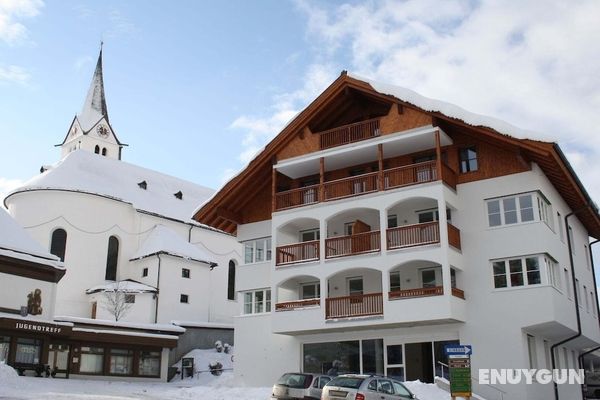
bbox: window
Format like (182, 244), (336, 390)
(94, 145), (100, 154)
(142, 268), (148, 277)
(15, 338), (41, 364)
(544, 340), (552, 369)
(243, 238), (272, 264)
(386, 344), (405, 381)
(585, 245), (591, 270)
(387, 215), (398, 229)
(344, 222), (354, 236)
(0, 336), (9, 363)
(547, 258), (561, 290)
(348, 277), (363, 295)
(180, 294), (189, 304)
(492, 255), (550, 289)
(301, 282), (320, 299)
(50, 228), (67, 261)
(568, 226), (575, 253)
(421, 269), (438, 288)
(576, 279), (581, 306)
(227, 260), (236, 300)
(300, 229), (320, 242)
(105, 236), (119, 281)
(102, 147), (107, 156)
(537, 196), (553, 228)
(417, 208), (451, 223)
(390, 271), (401, 292)
(242, 289), (271, 314)
(109, 349), (133, 375)
(138, 351), (161, 377)
(125, 294), (135, 304)
(182, 268), (190, 278)
(584, 285), (590, 312)
(487, 195), (533, 226)
(527, 335), (538, 369)
(564, 268), (572, 299)
(79, 346), (104, 374)
(459, 146), (478, 173)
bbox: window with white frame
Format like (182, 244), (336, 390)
(486, 192), (551, 228)
(568, 226), (576, 253)
(301, 282), (320, 299)
(527, 335), (538, 369)
(585, 245), (591, 270)
(243, 238), (272, 264)
(557, 212), (564, 242)
(390, 271), (401, 292)
(242, 289), (271, 314)
(492, 255), (554, 289)
(417, 208), (452, 224)
(546, 258), (561, 290)
(544, 340), (552, 369)
(564, 268), (572, 299)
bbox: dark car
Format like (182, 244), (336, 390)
(271, 372), (333, 400)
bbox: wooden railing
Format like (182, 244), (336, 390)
(441, 163), (457, 190)
(275, 298), (320, 311)
(275, 185), (319, 210)
(325, 293), (383, 319)
(319, 118), (381, 150)
(386, 221), (440, 250)
(325, 230), (381, 259)
(276, 241), (320, 266)
(451, 287), (465, 299)
(447, 223), (461, 250)
(323, 171), (379, 201)
(388, 286), (444, 300)
(383, 161), (437, 190)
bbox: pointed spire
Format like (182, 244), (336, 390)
(78, 44), (109, 132)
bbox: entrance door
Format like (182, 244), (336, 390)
(405, 342), (434, 383)
(48, 343), (70, 378)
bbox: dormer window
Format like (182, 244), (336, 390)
(138, 181), (147, 190)
(174, 191), (183, 200)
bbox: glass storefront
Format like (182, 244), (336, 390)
(80, 346), (104, 374)
(0, 336), (10, 363)
(15, 338), (42, 365)
(109, 348), (134, 375)
(139, 351), (161, 377)
(303, 339), (384, 376)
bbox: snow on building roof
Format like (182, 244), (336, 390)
(54, 315), (186, 333)
(6, 150), (215, 224)
(85, 279), (157, 294)
(78, 48), (109, 133)
(0, 208), (63, 269)
(171, 320), (234, 330)
(130, 224), (217, 266)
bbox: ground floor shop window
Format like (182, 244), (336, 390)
(138, 351), (161, 377)
(303, 340), (384, 376)
(0, 336), (10, 363)
(386, 344), (405, 381)
(80, 346), (104, 374)
(362, 339), (384, 375)
(15, 338), (41, 365)
(109, 349), (134, 375)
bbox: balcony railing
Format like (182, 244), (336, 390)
(388, 286), (443, 300)
(319, 118), (381, 150)
(325, 230), (381, 259)
(325, 293), (383, 319)
(447, 223), (462, 250)
(451, 287), (466, 299)
(274, 161), (457, 211)
(275, 185), (319, 210)
(275, 298), (320, 311)
(383, 161), (437, 190)
(324, 172), (378, 201)
(276, 241), (320, 266)
(387, 221), (440, 250)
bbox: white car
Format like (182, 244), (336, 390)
(322, 374), (418, 400)
(271, 372), (333, 400)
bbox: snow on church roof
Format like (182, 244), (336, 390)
(6, 150), (216, 224)
(130, 224), (217, 266)
(0, 208), (64, 269)
(86, 279), (157, 294)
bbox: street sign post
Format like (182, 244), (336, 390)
(445, 344), (472, 399)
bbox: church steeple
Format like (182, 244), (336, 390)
(59, 45), (125, 161)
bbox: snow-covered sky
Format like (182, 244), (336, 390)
(1, 0), (600, 205)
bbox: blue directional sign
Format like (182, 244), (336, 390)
(444, 344), (473, 356)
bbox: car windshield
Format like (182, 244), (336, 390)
(328, 376), (365, 389)
(276, 373), (312, 389)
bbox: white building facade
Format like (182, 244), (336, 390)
(195, 73), (600, 400)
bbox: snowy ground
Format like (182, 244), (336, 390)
(0, 348), (456, 400)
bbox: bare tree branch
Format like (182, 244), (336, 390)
(101, 281), (134, 321)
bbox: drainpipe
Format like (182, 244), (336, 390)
(552, 207), (590, 400)
(188, 225), (193, 243)
(578, 239), (600, 400)
(154, 254), (162, 323)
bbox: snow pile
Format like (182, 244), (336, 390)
(404, 379), (457, 399)
(171, 346), (235, 385)
(0, 362), (19, 388)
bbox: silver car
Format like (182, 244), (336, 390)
(271, 372), (333, 400)
(321, 374), (418, 400)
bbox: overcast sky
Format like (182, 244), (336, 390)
(1, 0), (599, 208)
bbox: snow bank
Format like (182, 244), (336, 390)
(404, 379), (456, 399)
(171, 347), (235, 386)
(0, 362), (19, 389)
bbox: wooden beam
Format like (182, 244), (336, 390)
(377, 144), (384, 190)
(216, 207), (242, 225)
(435, 130), (442, 180)
(319, 157), (325, 201)
(272, 169), (277, 212)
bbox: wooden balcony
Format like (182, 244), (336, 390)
(275, 185), (319, 210)
(323, 171), (378, 201)
(383, 161), (437, 190)
(325, 293), (383, 319)
(276, 241), (320, 266)
(451, 287), (466, 299)
(325, 230), (381, 259)
(447, 223), (461, 250)
(275, 298), (320, 311)
(319, 118), (380, 150)
(389, 286), (443, 300)
(386, 221), (440, 250)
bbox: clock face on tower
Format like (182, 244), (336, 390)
(96, 124), (109, 138)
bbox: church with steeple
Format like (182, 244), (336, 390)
(1, 48), (239, 381)
(59, 47), (125, 160)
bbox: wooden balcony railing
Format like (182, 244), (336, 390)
(275, 185), (319, 210)
(388, 286), (444, 300)
(319, 118), (381, 150)
(325, 293), (383, 319)
(451, 287), (466, 299)
(325, 230), (381, 259)
(383, 161), (438, 190)
(441, 163), (457, 190)
(447, 223), (461, 250)
(323, 171), (379, 201)
(276, 241), (320, 266)
(275, 298), (320, 311)
(386, 221), (440, 250)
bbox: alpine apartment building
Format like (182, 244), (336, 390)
(194, 72), (600, 400)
